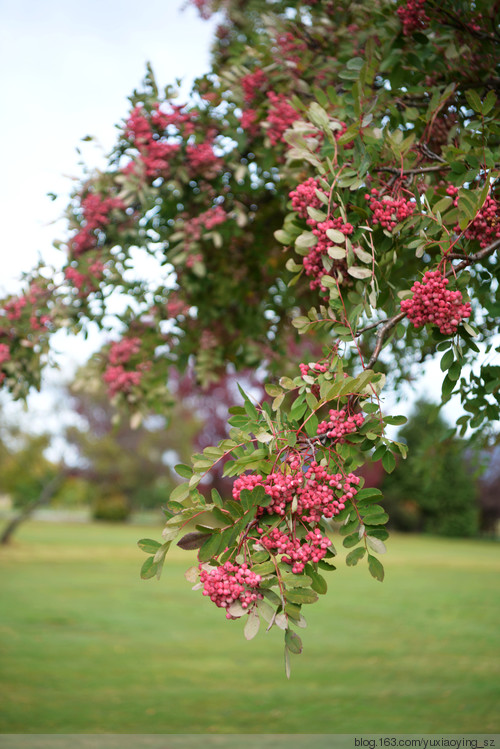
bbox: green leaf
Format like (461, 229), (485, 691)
(465, 89), (482, 113)
(305, 565), (328, 594)
(383, 415), (407, 426)
(170, 483), (190, 503)
(175, 464), (192, 479)
(274, 229), (292, 244)
(368, 554), (385, 582)
(343, 532), (361, 548)
(140, 557), (158, 580)
(348, 266), (372, 280)
(251, 561), (276, 576)
(244, 609), (260, 640)
(346, 547), (366, 566)
(198, 532), (224, 563)
(211, 488), (223, 507)
(284, 587), (319, 605)
(285, 629), (303, 655)
(364, 512), (389, 526)
(440, 349), (454, 372)
(137, 539), (161, 554)
(482, 90), (497, 115)
(366, 536), (387, 554)
(382, 451), (396, 473)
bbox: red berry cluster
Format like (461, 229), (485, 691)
(400, 270), (472, 335)
(260, 527), (332, 573)
(446, 186), (500, 249)
(397, 0), (430, 36)
(233, 462), (360, 525)
(0, 343), (10, 385)
(365, 189), (415, 231)
(241, 70), (268, 104)
(317, 408), (365, 443)
(265, 91), (298, 145)
(103, 337), (151, 397)
(233, 471), (303, 516)
(300, 360), (328, 378)
(65, 260), (105, 298)
(70, 193), (125, 258)
(303, 218), (354, 293)
(289, 178), (328, 220)
(298, 463), (360, 523)
(199, 562), (263, 618)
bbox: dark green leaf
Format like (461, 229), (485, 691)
(368, 554), (385, 582)
(346, 547), (366, 566)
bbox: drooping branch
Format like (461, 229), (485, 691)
(361, 236), (500, 370)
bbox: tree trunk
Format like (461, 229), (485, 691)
(0, 473), (65, 545)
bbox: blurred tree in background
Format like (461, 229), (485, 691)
(382, 400), (479, 537)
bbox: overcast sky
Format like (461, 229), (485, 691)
(1, 0), (216, 295)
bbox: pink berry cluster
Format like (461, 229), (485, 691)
(289, 178), (328, 220)
(70, 193), (124, 258)
(0, 343), (10, 385)
(185, 142), (221, 178)
(400, 270), (472, 335)
(299, 360), (328, 378)
(103, 337), (148, 397)
(240, 109), (260, 137)
(446, 186), (500, 249)
(298, 463), (360, 523)
(233, 471), (303, 516)
(304, 217), (354, 293)
(260, 527), (332, 573)
(275, 32), (307, 67)
(241, 70), (268, 104)
(317, 408), (365, 443)
(397, 0), (430, 35)
(183, 205), (227, 245)
(365, 189), (416, 231)
(64, 259), (104, 297)
(265, 92), (299, 146)
(2, 283), (52, 333)
(199, 562), (263, 618)
(233, 461), (360, 526)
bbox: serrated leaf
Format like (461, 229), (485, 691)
(284, 587), (319, 604)
(326, 228), (346, 243)
(170, 483), (190, 503)
(175, 464), (192, 479)
(346, 547), (366, 566)
(382, 451), (396, 473)
(440, 349), (454, 372)
(368, 554), (385, 581)
(285, 629), (303, 654)
(244, 609), (260, 640)
(211, 488), (223, 507)
(198, 532), (223, 562)
(137, 539), (161, 554)
(343, 532), (361, 548)
(295, 231), (317, 248)
(140, 557), (158, 580)
(366, 536), (387, 554)
(274, 229), (292, 244)
(348, 266), (372, 280)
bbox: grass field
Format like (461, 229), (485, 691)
(0, 521), (499, 734)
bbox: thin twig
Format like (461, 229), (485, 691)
(375, 164), (448, 176)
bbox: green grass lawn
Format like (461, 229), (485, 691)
(0, 521), (499, 734)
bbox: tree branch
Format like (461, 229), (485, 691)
(360, 237), (500, 370)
